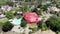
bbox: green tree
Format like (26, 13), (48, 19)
(29, 24), (38, 32)
(56, 2), (60, 8)
(5, 11), (13, 19)
(45, 16), (60, 32)
(20, 18), (27, 27)
(37, 21), (47, 31)
(20, 5), (29, 12)
(0, 0), (11, 6)
(2, 21), (14, 32)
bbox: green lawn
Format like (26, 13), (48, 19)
(0, 18), (8, 23)
(0, 18), (8, 27)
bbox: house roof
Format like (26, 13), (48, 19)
(23, 12), (38, 24)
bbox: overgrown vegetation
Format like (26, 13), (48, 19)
(29, 24), (38, 32)
(45, 16), (60, 32)
(37, 21), (47, 31)
(5, 11), (14, 19)
(2, 21), (14, 32)
(0, 0), (11, 6)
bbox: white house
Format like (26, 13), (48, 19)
(1, 5), (12, 12)
(0, 14), (6, 19)
(48, 6), (60, 12)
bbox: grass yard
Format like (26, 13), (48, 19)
(0, 18), (8, 23)
(0, 18), (8, 27)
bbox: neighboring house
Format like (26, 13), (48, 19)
(1, 5), (12, 12)
(12, 0), (19, 2)
(0, 14), (6, 19)
(48, 6), (60, 12)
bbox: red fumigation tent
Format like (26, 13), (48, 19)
(23, 12), (39, 24)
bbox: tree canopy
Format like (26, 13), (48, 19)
(45, 16), (60, 32)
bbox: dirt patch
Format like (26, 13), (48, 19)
(32, 29), (56, 34)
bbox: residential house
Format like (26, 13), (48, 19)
(48, 6), (60, 12)
(1, 5), (12, 12)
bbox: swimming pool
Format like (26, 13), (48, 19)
(11, 18), (22, 25)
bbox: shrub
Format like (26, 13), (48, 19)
(29, 24), (38, 32)
(20, 18), (27, 27)
(41, 5), (48, 11)
(37, 8), (43, 15)
(50, 11), (57, 14)
(20, 5), (29, 12)
(56, 3), (60, 8)
(37, 21), (42, 29)
(2, 21), (14, 32)
(37, 21), (47, 31)
(45, 16), (60, 32)
(32, 8), (43, 15)
(17, 15), (22, 19)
